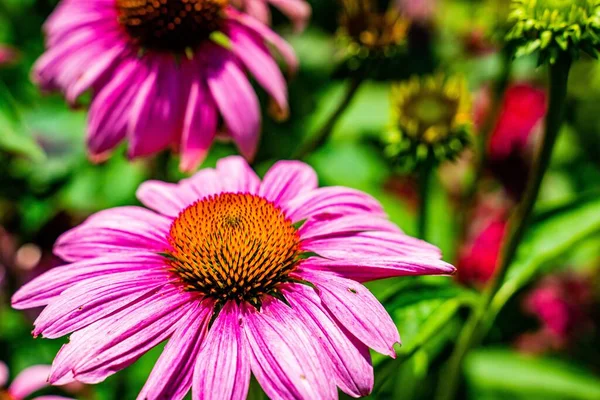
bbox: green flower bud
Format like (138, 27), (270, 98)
(506, 0), (600, 64)
(384, 74), (472, 172)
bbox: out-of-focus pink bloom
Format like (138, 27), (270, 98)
(396, 0), (436, 22)
(519, 272), (595, 354)
(488, 84), (547, 161)
(0, 46), (18, 66)
(457, 195), (510, 287)
(13, 156), (454, 399)
(33, 0), (297, 171)
(472, 83), (547, 199)
(0, 362), (74, 400)
(232, 0), (311, 31)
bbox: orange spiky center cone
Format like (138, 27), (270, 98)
(165, 193), (302, 308)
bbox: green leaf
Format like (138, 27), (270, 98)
(489, 192), (600, 319)
(465, 348), (600, 400)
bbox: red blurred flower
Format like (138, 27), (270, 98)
(518, 272), (596, 354)
(487, 83), (547, 199)
(0, 45), (18, 66)
(456, 195), (509, 287)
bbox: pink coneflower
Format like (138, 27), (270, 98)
(33, 0), (297, 171)
(13, 156), (454, 399)
(0, 362), (73, 400)
(231, 0), (311, 31)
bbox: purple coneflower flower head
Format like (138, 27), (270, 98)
(13, 156), (454, 400)
(33, 0), (297, 171)
(0, 362), (73, 400)
(231, 0), (311, 31)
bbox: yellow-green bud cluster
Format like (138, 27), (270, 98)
(506, 0), (600, 64)
(385, 74), (472, 172)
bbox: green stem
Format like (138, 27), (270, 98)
(293, 75), (364, 160)
(435, 55), (572, 400)
(417, 162), (434, 240)
(460, 49), (512, 238)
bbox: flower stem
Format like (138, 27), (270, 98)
(417, 161), (434, 240)
(435, 54), (572, 400)
(460, 49), (512, 238)
(293, 75), (364, 160)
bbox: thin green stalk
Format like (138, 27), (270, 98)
(417, 162), (434, 240)
(293, 75), (364, 160)
(435, 55), (572, 400)
(460, 49), (512, 238)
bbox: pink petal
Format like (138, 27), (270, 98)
(301, 271), (400, 357)
(227, 8), (298, 73)
(127, 55), (182, 158)
(12, 253), (166, 310)
(305, 231), (443, 259)
(136, 181), (195, 217)
(0, 362), (8, 388)
(54, 206), (171, 262)
(301, 256), (456, 282)
(205, 45), (261, 160)
(299, 214), (401, 241)
(86, 58), (141, 157)
(179, 59), (218, 172)
(49, 287), (196, 385)
(9, 365), (51, 399)
(242, 299), (337, 400)
(259, 160), (318, 204)
(227, 22), (288, 113)
(241, 0), (271, 25)
(285, 284), (373, 397)
(33, 270), (170, 339)
(268, 0), (312, 31)
(215, 156), (261, 193)
(138, 301), (213, 400)
(193, 301), (250, 400)
(283, 187), (385, 222)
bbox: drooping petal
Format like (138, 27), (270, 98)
(54, 206), (171, 262)
(179, 59), (218, 172)
(205, 45), (261, 160)
(268, 0), (312, 31)
(299, 214), (401, 241)
(301, 256), (455, 282)
(12, 253), (166, 309)
(305, 231), (442, 259)
(33, 270), (170, 339)
(0, 361), (8, 388)
(227, 22), (288, 113)
(259, 160), (318, 205)
(285, 284), (373, 397)
(138, 301), (213, 400)
(8, 365), (52, 400)
(49, 286), (196, 385)
(87, 57), (142, 157)
(301, 271), (400, 357)
(284, 187), (385, 222)
(127, 55), (182, 158)
(227, 8), (298, 73)
(215, 156), (261, 194)
(242, 299), (337, 400)
(193, 301), (250, 400)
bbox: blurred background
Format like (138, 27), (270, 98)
(0, 0), (599, 399)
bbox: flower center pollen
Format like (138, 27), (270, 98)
(116, 0), (228, 52)
(165, 193), (302, 307)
